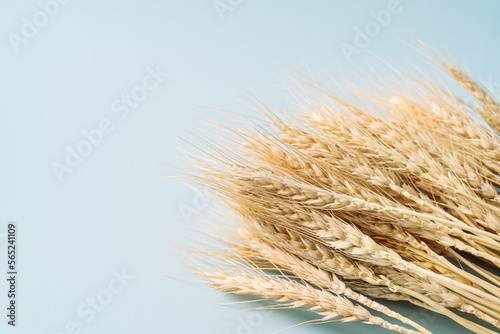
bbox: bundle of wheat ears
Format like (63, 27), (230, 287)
(178, 58), (500, 334)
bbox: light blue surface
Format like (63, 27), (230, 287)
(1, 1), (499, 333)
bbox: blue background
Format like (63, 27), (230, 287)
(1, 0), (499, 333)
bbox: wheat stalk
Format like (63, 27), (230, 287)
(177, 56), (500, 333)
(234, 234), (433, 333)
(200, 269), (424, 334)
(441, 64), (500, 135)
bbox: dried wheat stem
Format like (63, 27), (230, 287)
(245, 238), (433, 334)
(393, 285), (496, 334)
(247, 198), (500, 312)
(277, 202), (500, 308)
(306, 112), (500, 220)
(245, 173), (500, 244)
(404, 262), (500, 308)
(447, 249), (500, 290)
(201, 270), (421, 334)
(460, 297), (500, 329)
(372, 265), (500, 327)
(397, 246), (500, 297)
(181, 60), (500, 334)
(249, 216), (500, 330)
(442, 64), (500, 134)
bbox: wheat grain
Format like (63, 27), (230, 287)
(200, 270), (421, 334)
